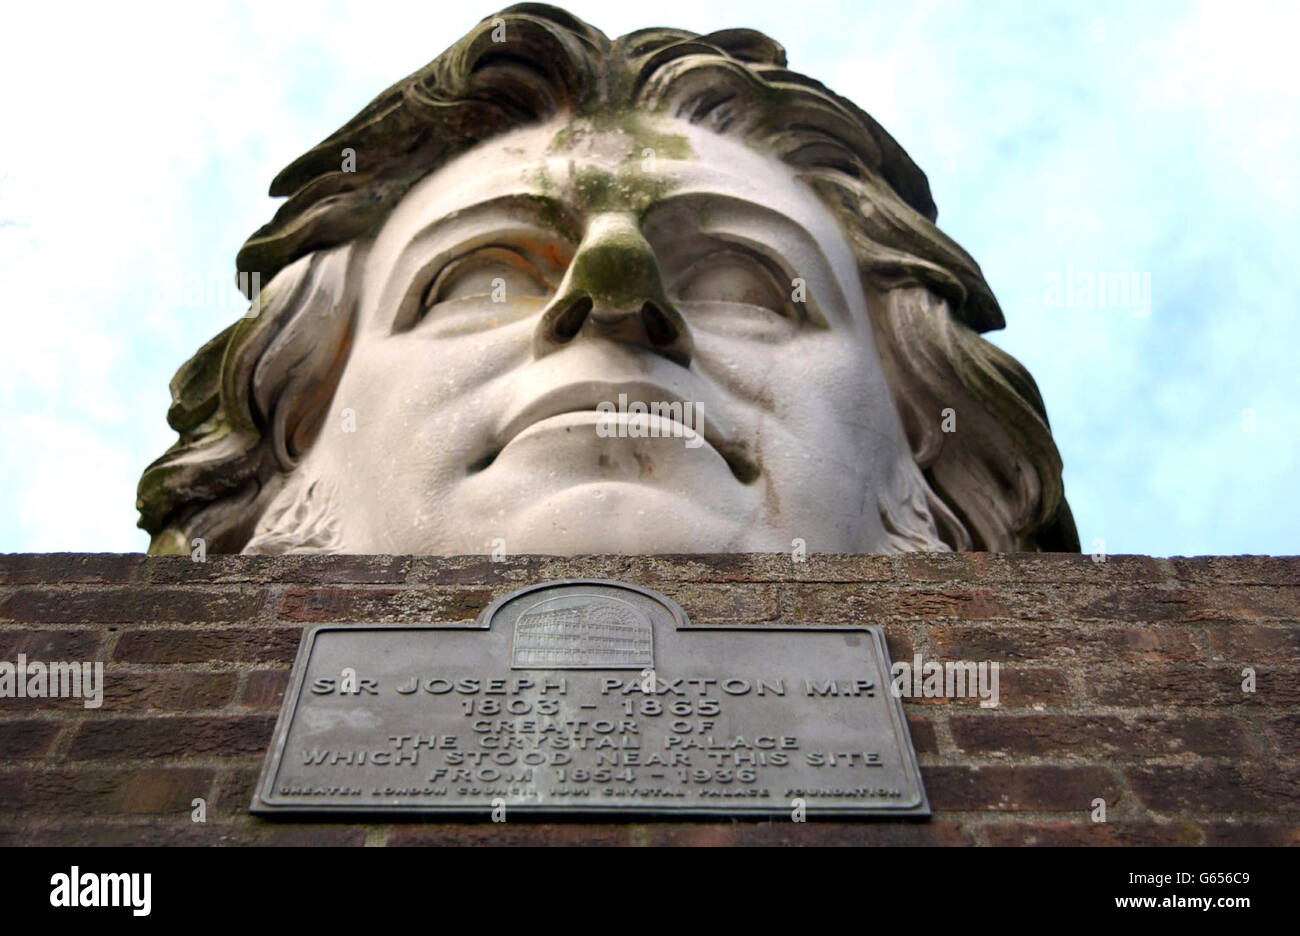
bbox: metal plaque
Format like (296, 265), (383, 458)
(251, 579), (929, 818)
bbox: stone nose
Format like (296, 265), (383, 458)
(534, 213), (692, 368)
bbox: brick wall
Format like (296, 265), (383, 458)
(0, 552), (1296, 846)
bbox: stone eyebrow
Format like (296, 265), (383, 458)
(399, 191), (583, 257)
(643, 190), (819, 245)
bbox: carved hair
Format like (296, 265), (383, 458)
(138, 2), (1078, 554)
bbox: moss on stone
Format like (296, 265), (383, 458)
(548, 110), (693, 164)
(571, 165), (672, 216)
(148, 527), (190, 556)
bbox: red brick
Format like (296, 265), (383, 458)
(0, 554), (147, 585)
(148, 554), (409, 585)
(389, 823), (633, 846)
(996, 667), (1074, 707)
(0, 719), (61, 757)
(241, 670), (291, 708)
(408, 555), (601, 586)
(928, 624), (1200, 663)
(652, 583), (780, 624)
(1171, 556), (1300, 587)
(0, 628), (103, 659)
(1199, 821), (1300, 846)
(12, 820), (368, 847)
(901, 553), (1165, 586)
(787, 584), (1011, 624)
(1186, 586), (1300, 621)
(899, 553), (1000, 584)
(113, 627), (302, 663)
(1088, 663), (1300, 707)
(631, 553), (895, 584)
(69, 715), (276, 759)
(1067, 586), (1300, 623)
(409, 554), (898, 586)
(995, 554), (1167, 585)
(214, 767), (259, 812)
(102, 671), (239, 712)
(0, 767), (214, 816)
(986, 820), (1201, 846)
(1127, 765), (1300, 813)
(900, 666), (1071, 708)
(1264, 715), (1300, 754)
(951, 714), (1250, 758)
(884, 630), (913, 661)
(1, 586), (266, 624)
(892, 588), (1012, 620)
(277, 587), (491, 623)
(0, 669), (238, 713)
(905, 713), (938, 754)
(924, 765), (1121, 811)
(1205, 624), (1300, 663)
(644, 820), (971, 846)
(783, 584), (890, 625)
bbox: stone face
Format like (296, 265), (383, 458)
(0, 551), (1296, 845)
(251, 116), (927, 557)
(136, 5), (1077, 557)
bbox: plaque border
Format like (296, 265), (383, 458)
(250, 579), (930, 820)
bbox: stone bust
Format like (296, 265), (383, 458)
(138, 3), (1077, 556)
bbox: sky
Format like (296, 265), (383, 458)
(0, 0), (1296, 557)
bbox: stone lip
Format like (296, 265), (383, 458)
(0, 552), (1296, 845)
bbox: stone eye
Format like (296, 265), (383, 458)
(422, 246), (553, 310)
(670, 250), (790, 316)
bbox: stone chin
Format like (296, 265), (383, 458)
(454, 481), (771, 555)
(457, 405), (767, 553)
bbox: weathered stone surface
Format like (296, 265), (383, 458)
(135, 6), (1077, 559)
